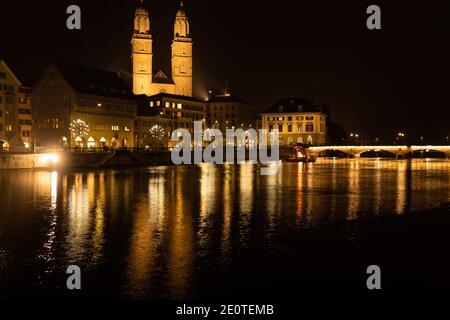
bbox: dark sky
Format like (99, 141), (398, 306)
(1, 0), (449, 141)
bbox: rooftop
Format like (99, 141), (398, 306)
(263, 97), (327, 114)
(148, 92), (205, 103)
(207, 94), (253, 105)
(51, 60), (135, 100)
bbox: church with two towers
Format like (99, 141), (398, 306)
(131, 0), (193, 97)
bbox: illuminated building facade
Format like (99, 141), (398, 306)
(261, 98), (328, 146)
(132, 1), (193, 97)
(0, 59), (32, 151)
(32, 61), (136, 150)
(135, 93), (206, 148)
(206, 94), (260, 133)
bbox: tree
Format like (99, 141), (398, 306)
(70, 119), (89, 146)
(148, 124), (166, 149)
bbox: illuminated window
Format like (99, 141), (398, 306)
(112, 125), (119, 131)
(125, 126), (130, 132)
(297, 124), (302, 133)
(305, 124), (314, 132)
(150, 101), (154, 107)
(165, 102), (170, 108)
(5, 124), (12, 132)
(278, 117), (284, 121)
(177, 103), (182, 109)
(156, 101), (161, 106)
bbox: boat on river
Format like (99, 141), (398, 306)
(285, 143), (317, 163)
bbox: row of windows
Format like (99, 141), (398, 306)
(0, 95), (16, 105)
(93, 123), (131, 132)
(0, 84), (15, 92)
(37, 118), (63, 129)
(21, 130), (31, 137)
(76, 99), (135, 113)
(149, 100), (204, 111)
(0, 124), (12, 132)
(267, 115), (317, 122)
(210, 105), (237, 112)
(18, 108), (31, 114)
(269, 124), (315, 133)
(19, 119), (32, 125)
(210, 113), (236, 118)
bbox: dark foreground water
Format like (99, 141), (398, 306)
(0, 159), (449, 299)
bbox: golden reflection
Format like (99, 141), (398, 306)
(221, 164), (232, 258)
(66, 173), (92, 261)
(124, 171), (167, 298)
(346, 160), (360, 220)
(168, 168), (193, 299)
(396, 161), (407, 215)
(295, 163), (304, 219)
(239, 163), (253, 245)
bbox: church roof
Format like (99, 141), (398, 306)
(262, 97), (325, 114)
(152, 70), (175, 84)
(51, 60), (135, 100)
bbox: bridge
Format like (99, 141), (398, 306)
(309, 145), (450, 158)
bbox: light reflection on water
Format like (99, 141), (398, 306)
(0, 158), (449, 298)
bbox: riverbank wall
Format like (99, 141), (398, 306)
(0, 150), (172, 170)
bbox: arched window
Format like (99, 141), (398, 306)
(307, 135), (313, 145)
(87, 137), (95, 149)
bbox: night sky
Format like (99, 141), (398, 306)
(1, 0), (449, 142)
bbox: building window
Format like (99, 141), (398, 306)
(150, 101), (154, 107)
(112, 125), (119, 131)
(296, 116), (303, 121)
(18, 97), (26, 104)
(297, 105), (303, 112)
(306, 124), (314, 132)
(287, 124), (292, 132)
(288, 116), (292, 121)
(156, 101), (161, 106)
(5, 124), (12, 132)
(125, 126), (130, 132)
(165, 101), (170, 108)
(177, 103), (182, 109)
(278, 106), (284, 112)
(277, 116), (284, 121)
(278, 125), (283, 133)
(297, 124), (302, 133)
(305, 116), (314, 121)
(64, 96), (72, 109)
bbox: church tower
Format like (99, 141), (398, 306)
(171, 1), (193, 96)
(132, 0), (152, 95)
